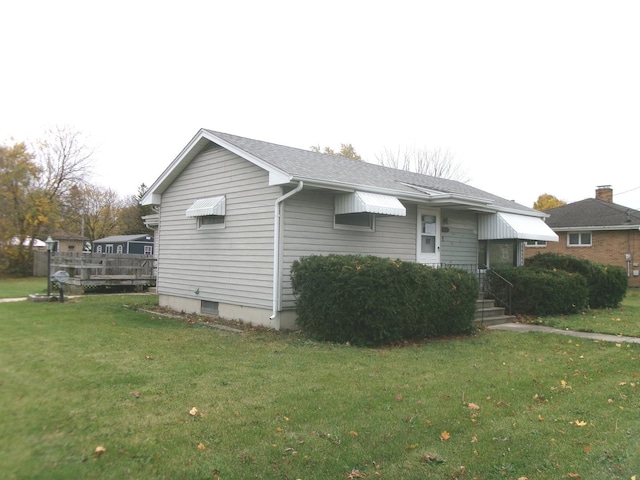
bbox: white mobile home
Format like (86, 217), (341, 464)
(141, 129), (557, 329)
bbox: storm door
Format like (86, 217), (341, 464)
(417, 208), (440, 265)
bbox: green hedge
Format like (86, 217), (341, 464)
(492, 267), (588, 316)
(525, 253), (627, 308)
(290, 255), (479, 346)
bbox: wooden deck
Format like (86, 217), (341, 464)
(51, 253), (156, 291)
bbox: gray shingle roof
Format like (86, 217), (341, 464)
(205, 130), (533, 213)
(544, 199), (640, 228)
(93, 234), (153, 243)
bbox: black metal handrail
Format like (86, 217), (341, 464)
(420, 263), (513, 318)
(483, 269), (513, 315)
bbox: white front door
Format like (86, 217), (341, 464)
(417, 208), (440, 265)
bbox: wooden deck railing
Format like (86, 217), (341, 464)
(51, 252), (155, 280)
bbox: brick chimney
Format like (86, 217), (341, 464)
(596, 185), (613, 203)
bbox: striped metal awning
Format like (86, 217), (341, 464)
(479, 212), (558, 242)
(185, 196), (226, 217)
(335, 191), (406, 216)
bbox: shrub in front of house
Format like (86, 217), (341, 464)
(525, 252), (627, 308)
(492, 267), (589, 316)
(290, 255), (478, 346)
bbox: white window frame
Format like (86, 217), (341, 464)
(116, 245), (124, 254)
(105, 244), (114, 253)
(144, 245), (153, 255)
(525, 240), (547, 248)
(334, 212), (375, 232)
(96, 245), (102, 253)
(567, 232), (592, 247)
(198, 215), (225, 230)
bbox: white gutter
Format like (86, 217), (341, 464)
(270, 181), (304, 320)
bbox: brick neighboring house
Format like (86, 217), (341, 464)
(524, 186), (640, 287)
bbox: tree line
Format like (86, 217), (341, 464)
(0, 126), (153, 276)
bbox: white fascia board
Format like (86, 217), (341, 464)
(202, 130), (291, 183)
(290, 176), (497, 208)
(552, 225), (640, 232)
(141, 130), (211, 205)
(269, 170), (293, 185)
(140, 129), (291, 205)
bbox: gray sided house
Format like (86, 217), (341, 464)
(92, 234), (154, 255)
(141, 129), (558, 330)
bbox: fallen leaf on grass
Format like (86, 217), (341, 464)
(572, 420), (587, 427)
(189, 407), (198, 416)
(344, 469), (366, 478)
(440, 431), (451, 441)
(467, 402), (480, 410)
(197, 443), (206, 451)
(421, 453), (445, 464)
(567, 473), (581, 479)
(130, 391), (140, 398)
(94, 445), (106, 457)
(349, 431), (358, 437)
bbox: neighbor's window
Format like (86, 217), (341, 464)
(334, 213), (375, 231)
(144, 245), (153, 255)
(525, 240), (547, 247)
(199, 215), (225, 229)
(117, 245), (123, 254)
(568, 232), (592, 246)
(96, 245), (103, 253)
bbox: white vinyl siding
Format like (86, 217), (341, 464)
(280, 190), (416, 310)
(157, 146), (281, 309)
(439, 210), (479, 265)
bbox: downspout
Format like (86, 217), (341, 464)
(270, 181), (304, 320)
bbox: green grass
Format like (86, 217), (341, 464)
(533, 288), (640, 337)
(0, 276), (47, 298)
(1, 288), (640, 478)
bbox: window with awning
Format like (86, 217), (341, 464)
(478, 212), (559, 242)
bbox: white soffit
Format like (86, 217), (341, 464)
(335, 191), (406, 216)
(185, 196), (226, 217)
(479, 212), (559, 242)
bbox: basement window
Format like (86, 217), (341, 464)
(568, 232), (592, 247)
(201, 300), (219, 315)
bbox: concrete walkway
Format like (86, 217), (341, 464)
(489, 322), (640, 344)
(0, 297), (27, 303)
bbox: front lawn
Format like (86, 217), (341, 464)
(1, 293), (639, 479)
(533, 288), (640, 337)
(0, 276), (47, 298)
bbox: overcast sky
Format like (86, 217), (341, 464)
(2, 0), (639, 209)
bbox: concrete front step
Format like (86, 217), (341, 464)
(474, 315), (517, 326)
(475, 298), (514, 326)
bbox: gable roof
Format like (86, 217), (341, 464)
(142, 129), (543, 217)
(93, 234), (153, 243)
(544, 198), (640, 230)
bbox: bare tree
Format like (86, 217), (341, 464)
(34, 125), (94, 199)
(375, 146), (469, 182)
